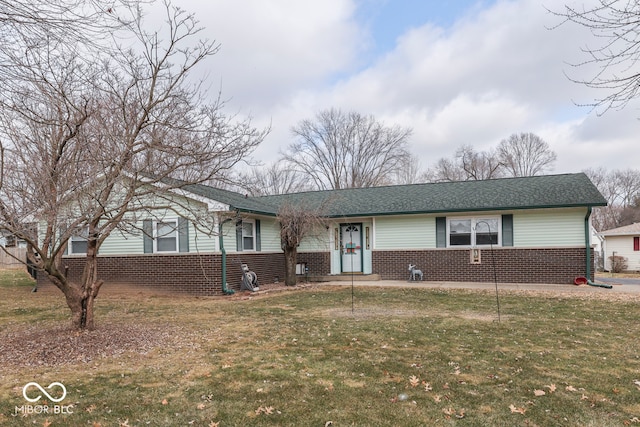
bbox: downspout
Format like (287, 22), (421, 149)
(219, 217), (235, 295)
(584, 206), (612, 289)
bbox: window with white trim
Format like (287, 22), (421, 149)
(241, 220), (255, 251)
(154, 219), (178, 252)
(448, 217), (500, 247)
(70, 227), (88, 254)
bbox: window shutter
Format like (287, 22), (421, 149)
(178, 217), (189, 253)
(143, 219), (153, 253)
(255, 219), (261, 252)
(236, 220), (243, 251)
(502, 214), (514, 247)
(435, 217), (446, 248)
(634, 236), (639, 252)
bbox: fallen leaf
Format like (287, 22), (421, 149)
(424, 383), (433, 392)
(534, 389), (546, 396)
(255, 405), (276, 415)
(161, 399), (169, 405)
(92, 422), (102, 427)
(43, 420), (52, 427)
(197, 403), (206, 410)
(209, 422), (220, 427)
(509, 404), (526, 415)
(120, 420), (130, 427)
(566, 385), (578, 392)
(545, 384), (557, 393)
(86, 404), (97, 413)
(433, 395), (442, 403)
(325, 422), (333, 427)
(409, 375), (420, 387)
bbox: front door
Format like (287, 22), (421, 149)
(341, 224), (362, 273)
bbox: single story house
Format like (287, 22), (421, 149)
(599, 222), (640, 272)
(40, 172), (607, 295)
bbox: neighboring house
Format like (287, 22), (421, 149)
(39, 173), (607, 294)
(599, 222), (640, 272)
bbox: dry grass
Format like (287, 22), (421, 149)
(1, 273), (640, 426)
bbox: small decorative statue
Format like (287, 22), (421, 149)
(408, 263), (423, 281)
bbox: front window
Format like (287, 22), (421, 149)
(449, 219), (472, 246)
(475, 218), (499, 245)
(242, 221), (255, 251)
(155, 220), (178, 252)
(70, 227), (88, 254)
(448, 217), (500, 247)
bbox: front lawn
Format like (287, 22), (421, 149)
(1, 272), (639, 426)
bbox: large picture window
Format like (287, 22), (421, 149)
(448, 217), (500, 247)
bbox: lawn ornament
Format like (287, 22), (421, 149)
(408, 264), (423, 281)
(240, 263), (259, 291)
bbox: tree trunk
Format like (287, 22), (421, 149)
(75, 239), (104, 330)
(56, 238), (104, 330)
(283, 245), (298, 286)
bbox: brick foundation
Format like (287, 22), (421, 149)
(373, 247), (594, 285)
(37, 247), (593, 295)
(36, 251), (330, 296)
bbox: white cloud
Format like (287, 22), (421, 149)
(166, 0), (639, 174)
(171, 0), (364, 111)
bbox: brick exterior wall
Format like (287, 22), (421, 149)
(373, 247), (594, 285)
(37, 247), (592, 295)
(36, 251), (329, 296)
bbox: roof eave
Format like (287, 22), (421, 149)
(324, 203), (606, 218)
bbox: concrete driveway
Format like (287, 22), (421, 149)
(594, 275), (640, 286)
(322, 278), (640, 295)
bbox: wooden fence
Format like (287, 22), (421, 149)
(0, 247), (27, 270)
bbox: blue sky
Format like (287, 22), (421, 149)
(163, 0), (638, 175)
(358, 0), (494, 52)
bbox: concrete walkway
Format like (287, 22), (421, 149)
(321, 278), (640, 295)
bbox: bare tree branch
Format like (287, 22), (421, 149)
(0, 1), (266, 330)
(284, 108), (412, 190)
(497, 132), (557, 177)
(550, 1), (640, 114)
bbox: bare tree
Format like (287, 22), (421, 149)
(389, 156), (429, 185)
(497, 133), (557, 177)
(425, 145), (503, 182)
(0, 3), (266, 330)
(457, 145), (504, 180)
(551, 1), (640, 114)
(424, 158), (468, 183)
(238, 162), (312, 196)
(583, 167), (640, 230)
(284, 108), (412, 190)
(277, 201), (328, 286)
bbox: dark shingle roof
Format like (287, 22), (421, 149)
(186, 173), (607, 217)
